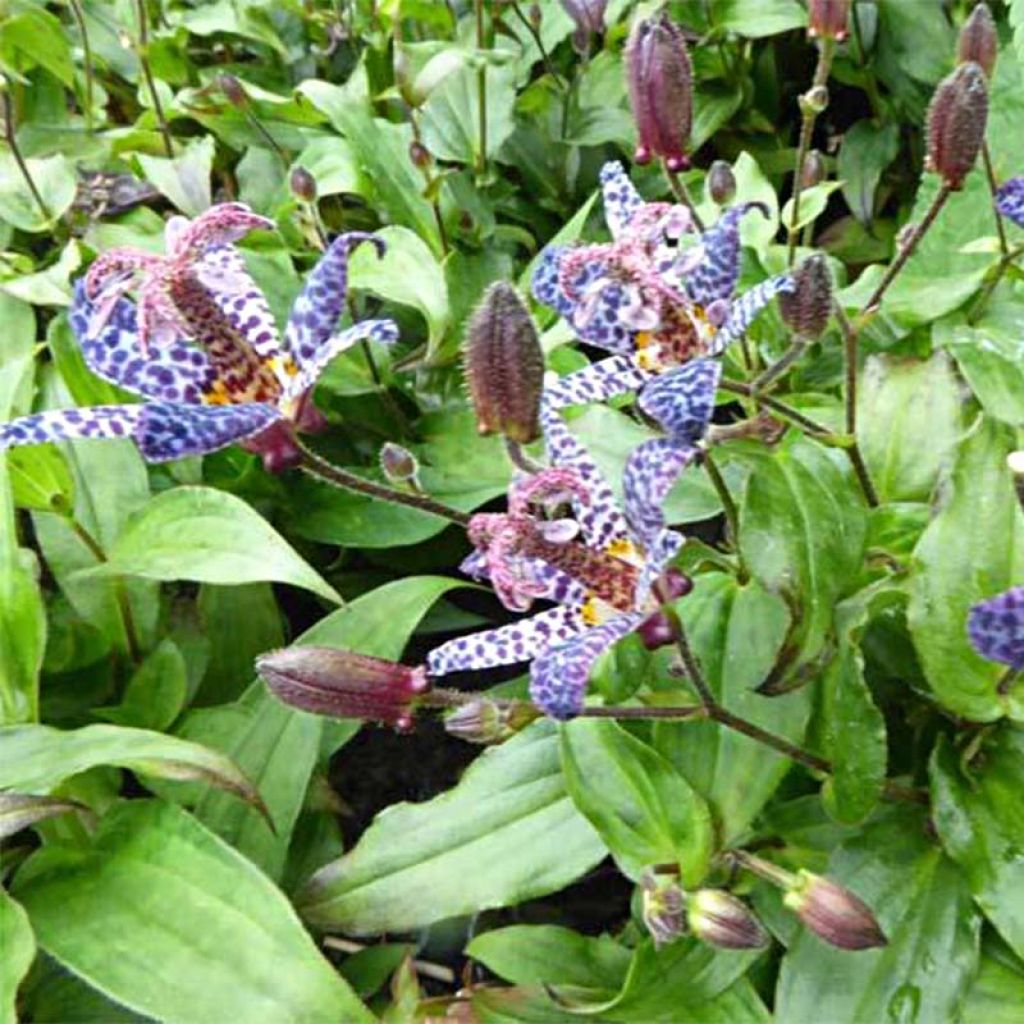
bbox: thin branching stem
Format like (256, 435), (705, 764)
(981, 141), (1008, 256)
(67, 0), (95, 132)
(664, 162), (704, 231)
(509, 1), (564, 87)
(1, 92), (51, 223)
(134, 0), (174, 156)
(967, 242), (1024, 325)
(474, 0), (488, 175)
(702, 451), (740, 547)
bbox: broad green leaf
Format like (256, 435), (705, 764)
(654, 574), (809, 839)
(776, 809), (980, 1024)
(731, 152), (779, 253)
(960, 937), (1024, 1024)
(858, 352), (963, 502)
(0, 152), (76, 232)
(297, 720), (606, 934)
(136, 137), (215, 218)
(0, 793), (88, 840)
(931, 729), (1024, 959)
(907, 418), (1024, 721)
(560, 718), (713, 885)
(95, 639), (188, 732)
(714, 0), (806, 36)
(88, 487), (341, 605)
(0, 888), (33, 1024)
(7, 443), (74, 513)
(291, 138), (365, 198)
(780, 181), (844, 233)
(13, 801), (372, 1024)
(838, 120), (900, 225)
(0, 7), (74, 85)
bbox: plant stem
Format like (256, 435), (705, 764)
(323, 937), (456, 984)
(298, 446), (470, 526)
(409, 113), (449, 256)
(981, 142), (1009, 257)
(1, 92), (52, 223)
(787, 38), (835, 265)
(728, 849), (798, 889)
(751, 338), (807, 394)
(474, 0), (487, 175)
(134, 0), (174, 157)
(664, 162), (704, 231)
(244, 108), (288, 164)
(717, 379), (833, 438)
(997, 667), (1020, 697)
(67, 0), (95, 132)
(702, 451), (740, 547)
(509, 1), (564, 87)
(967, 243), (1024, 325)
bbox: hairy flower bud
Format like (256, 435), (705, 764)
(626, 13), (693, 171)
(779, 254), (832, 339)
(218, 74), (248, 109)
(707, 160), (736, 206)
(687, 890), (769, 950)
(641, 873), (685, 948)
(783, 871), (887, 950)
(926, 62), (989, 190)
(464, 282), (544, 444)
(958, 4), (997, 80)
(408, 141), (431, 169)
(444, 699), (539, 744)
(257, 646), (429, 730)
(290, 167), (317, 204)
(801, 149), (827, 189)
(380, 442), (419, 484)
(808, 0), (851, 41)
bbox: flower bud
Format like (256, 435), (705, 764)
(641, 873), (685, 948)
(706, 160), (736, 206)
(779, 254), (832, 339)
(801, 149), (827, 189)
(444, 699), (539, 744)
(257, 646), (429, 729)
(808, 0), (851, 41)
(626, 13), (692, 171)
(561, 0), (605, 53)
(218, 74), (248, 109)
(464, 282), (544, 444)
(380, 442), (419, 484)
(783, 871), (887, 950)
(925, 62), (988, 190)
(958, 4), (997, 81)
(968, 587), (1024, 670)
(529, 2), (543, 30)
(687, 890), (769, 950)
(800, 85), (830, 116)
(408, 141), (431, 169)
(290, 166), (317, 204)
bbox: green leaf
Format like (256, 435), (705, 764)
(0, 152), (76, 232)
(0, 888), (33, 1024)
(136, 137), (215, 218)
(13, 801), (372, 1024)
(931, 729), (1024, 959)
(858, 351), (963, 502)
(780, 181), (844, 233)
(296, 721), (606, 934)
(907, 418), (1024, 721)
(714, 0), (806, 36)
(731, 152), (779, 253)
(961, 936), (1024, 1024)
(95, 639), (188, 732)
(0, 8), (74, 85)
(560, 718), (713, 885)
(87, 486), (341, 605)
(7, 442), (74, 513)
(291, 138), (366, 198)
(838, 120), (900, 225)
(653, 574), (810, 840)
(775, 810), (980, 1024)
(0, 792), (89, 841)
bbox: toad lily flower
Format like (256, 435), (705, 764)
(968, 587), (1024, 671)
(424, 359), (717, 719)
(0, 204), (398, 472)
(532, 161), (792, 432)
(995, 178), (1024, 227)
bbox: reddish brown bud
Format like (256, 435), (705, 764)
(444, 699), (539, 744)
(641, 873), (685, 948)
(379, 442), (419, 484)
(408, 141), (431, 169)
(257, 646), (429, 728)
(464, 282), (544, 444)
(625, 13), (692, 171)
(801, 149), (827, 189)
(707, 160), (736, 206)
(808, 0), (851, 41)
(925, 62), (988, 190)
(779, 254), (832, 339)
(290, 166), (317, 203)
(783, 871), (888, 951)
(687, 890), (770, 950)
(958, 4), (997, 80)
(218, 74), (248, 109)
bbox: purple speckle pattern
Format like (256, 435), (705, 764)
(284, 232), (385, 369)
(600, 160), (645, 238)
(542, 354), (653, 414)
(637, 358), (720, 442)
(0, 405), (143, 450)
(968, 587), (1024, 670)
(624, 437), (697, 544)
(136, 401), (281, 462)
(996, 178), (1024, 228)
(684, 201), (767, 307)
(708, 274), (795, 356)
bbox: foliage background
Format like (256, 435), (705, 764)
(3, 0), (1024, 1020)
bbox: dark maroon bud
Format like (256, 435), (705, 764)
(626, 13), (692, 170)
(408, 141), (431, 169)
(958, 4), (997, 80)
(926, 61), (988, 190)
(290, 166), (317, 204)
(783, 871), (888, 951)
(658, 568), (694, 601)
(464, 282), (544, 444)
(641, 873), (685, 948)
(218, 74), (248, 109)
(379, 442), (419, 484)
(808, 0), (851, 41)
(779, 253), (832, 339)
(707, 160), (736, 206)
(687, 890), (770, 950)
(242, 420), (303, 474)
(257, 646), (430, 727)
(637, 612), (678, 651)
(801, 149), (827, 189)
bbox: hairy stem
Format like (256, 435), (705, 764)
(664, 163), (704, 231)
(474, 0), (487, 174)
(134, 0), (174, 157)
(718, 379), (833, 438)
(67, 0), (95, 132)
(1, 92), (52, 222)
(981, 142), (1009, 257)
(967, 243), (1024, 325)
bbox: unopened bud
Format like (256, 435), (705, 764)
(801, 149), (827, 189)
(257, 646), (429, 730)
(687, 890), (769, 950)
(958, 4), (997, 80)
(464, 282), (544, 444)
(779, 254), (832, 339)
(380, 442), (419, 484)
(808, 0), (851, 41)
(444, 699), (539, 744)
(561, 0), (605, 52)
(290, 166), (317, 204)
(801, 84), (829, 115)
(925, 62), (988, 190)
(783, 871), (887, 950)
(529, 3), (542, 30)
(641, 873), (685, 948)
(626, 13), (692, 171)
(408, 141), (431, 169)
(218, 74), (248, 109)
(707, 160), (736, 206)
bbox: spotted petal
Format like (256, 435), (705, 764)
(170, 203), (274, 260)
(600, 161), (644, 238)
(426, 605), (586, 676)
(0, 405), (143, 451)
(708, 274), (794, 355)
(135, 401), (282, 462)
(531, 246), (574, 317)
(530, 612), (643, 719)
(285, 232), (385, 369)
(996, 178), (1024, 228)
(542, 355), (652, 413)
(968, 587), (1024, 670)
(685, 202), (769, 307)
(624, 437), (698, 544)
(637, 358), (720, 443)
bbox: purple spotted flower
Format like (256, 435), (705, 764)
(0, 205), (398, 472)
(995, 178), (1024, 228)
(532, 161), (793, 442)
(424, 358), (717, 719)
(968, 587), (1024, 671)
